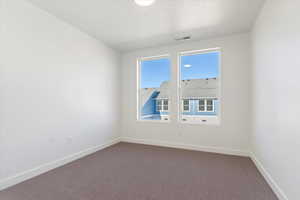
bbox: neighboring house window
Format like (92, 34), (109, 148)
(182, 100), (190, 112)
(206, 99), (214, 111)
(199, 99), (205, 111)
(138, 56), (171, 121)
(157, 99), (162, 111)
(163, 99), (169, 111)
(198, 99), (214, 112)
(157, 99), (169, 112)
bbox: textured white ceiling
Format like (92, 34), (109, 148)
(28, 0), (265, 51)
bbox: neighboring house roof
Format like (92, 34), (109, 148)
(156, 78), (218, 99)
(155, 81), (170, 99)
(140, 78), (218, 107)
(140, 88), (158, 107)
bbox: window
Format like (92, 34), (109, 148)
(163, 99), (169, 111)
(198, 99), (214, 112)
(182, 100), (190, 112)
(137, 49), (220, 124)
(157, 99), (162, 111)
(206, 99), (214, 111)
(199, 99), (205, 111)
(157, 99), (169, 112)
(179, 49), (220, 123)
(138, 56), (171, 121)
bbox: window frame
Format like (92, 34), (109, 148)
(182, 99), (190, 112)
(156, 99), (169, 112)
(156, 99), (162, 112)
(178, 48), (221, 125)
(137, 54), (171, 122)
(198, 99), (215, 113)
(198, 99), (206, 112)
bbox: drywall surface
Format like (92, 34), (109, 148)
(0, 0), (4, 181)
(251, 0), (300, 199)
(121, 33), (252, 154)
(0, 0), (120, 184)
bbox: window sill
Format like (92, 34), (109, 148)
(180, 121), (220, 126)
(136, 119), (171, 123)
(180, 116), (220, 126)
(137, 116), (220, 125)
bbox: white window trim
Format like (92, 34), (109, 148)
(198, 99), (215, 113)
(182, 99), (190, 112)
(156, 99), (169, 112)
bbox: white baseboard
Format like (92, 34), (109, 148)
(0, 138), (121, 191)
(121, 137), (249, 157)
(250, 153), (288, 200)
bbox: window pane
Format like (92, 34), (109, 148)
(199, 99), (205, 106)
(207, 99), (213, 106)
(180, 51), (219, 122)
(139, 57), (170, 121)
(199, 106), (205, 111)
(183, 100), (189, 111)
(183, 100), (189, 105)
(157, 100), (162, 105)
(183, 105), (189, 111)
(163, 105), (168, 111)
(163, 100), (168, 105)
(207, 106), (213, 111)
(157, 105), (162, 111)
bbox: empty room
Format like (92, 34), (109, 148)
(0, 0), (299, 199)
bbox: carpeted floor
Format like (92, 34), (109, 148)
(0, 142), (278, 200)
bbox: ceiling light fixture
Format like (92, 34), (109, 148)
(134, 0), (156, 7)
(184, 64), (192, 68)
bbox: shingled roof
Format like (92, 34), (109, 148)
(156, 78), (218, 99)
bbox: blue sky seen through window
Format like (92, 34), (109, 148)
(181, 52), (219, 80)
(140, 52), (219, 88)
(141, 58), (171, 88)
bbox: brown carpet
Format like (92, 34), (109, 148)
(0, 142), (278, 200)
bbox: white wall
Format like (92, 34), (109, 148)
(251, 0), (300, 199)
(121, 33), (252, 155)
(0, 0), (120, 186)
(0, 0), (5, 182)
